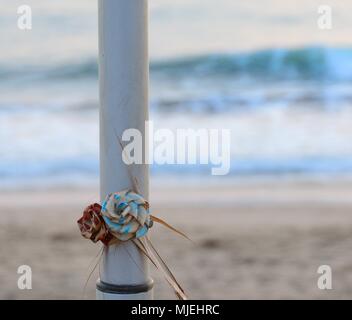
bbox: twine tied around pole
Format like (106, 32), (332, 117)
(78, 189), (189, 300)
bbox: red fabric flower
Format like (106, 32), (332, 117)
(77, 203), (114, 246)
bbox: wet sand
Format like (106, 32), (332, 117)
(1, 179), (352, 299)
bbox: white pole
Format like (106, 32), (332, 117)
(96, 0), (153, 300)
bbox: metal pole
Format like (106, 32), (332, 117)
(97, 0), (153, 300)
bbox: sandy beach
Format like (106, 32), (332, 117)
(1, 179), (352, 299)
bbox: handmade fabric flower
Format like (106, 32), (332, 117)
(77, 203), (114, 245)
(77, 190), (188, 299)
(101, 189), (153, 241)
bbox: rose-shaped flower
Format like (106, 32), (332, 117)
(77, 203), (114, 245)
(101, 190), (153, 241)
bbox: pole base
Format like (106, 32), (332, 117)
(96, 279), (154, 300)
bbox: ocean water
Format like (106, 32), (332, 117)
(1, 0), (352, 187)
